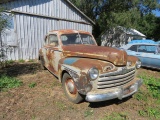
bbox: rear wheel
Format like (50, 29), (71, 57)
(62, 73), (84, 104)
(39, 56), (46, 70)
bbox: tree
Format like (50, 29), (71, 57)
(152, 17), (160, 41)
(70, 0), (160, 41)
(0, 7), (8, 32)
(0, 5), (10, 68)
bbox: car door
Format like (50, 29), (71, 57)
(126, 44), (145, 65)
(42, 34), (63, 76)
(134, 44), (148, 67)
(137, 44), (160, 68)
(142, 45), (160, 69)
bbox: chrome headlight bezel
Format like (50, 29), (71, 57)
(88, 67), (99, 80)
(136, 60), (141, 69)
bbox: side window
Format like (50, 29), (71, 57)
(146, 45), (156, 53)
(81, 34), (95, 45)
(49, 34), (59, 46)
(128, 45), (138, 52)
(45, 36), (49, 45)
(138, 45), (147, 52)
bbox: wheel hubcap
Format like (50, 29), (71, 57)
(66, 79), (77, 94)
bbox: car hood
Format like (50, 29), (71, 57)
(62, 45), (127, 66)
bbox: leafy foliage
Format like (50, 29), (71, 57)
(70, 0), (160, 41)
(0, 7), (8, 32)
(0, 75), (23, 91)
(0, 3), (14, 68)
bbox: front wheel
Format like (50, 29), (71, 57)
(62, 73), (84, 104)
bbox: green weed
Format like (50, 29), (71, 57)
(31, 115), (36, 120)
(139, 110), (146, 117)
(28, 82), (37, 88)
(139, 74), (160, 99)
(102, 112), (128, 120)
(133, 90), (147, 101)
(19, 59), (25, 63)
(0, 60), (15, 68)
(136, 74), (160, 119)
(139, 107), (160, 119)
(0, 75), (22, 91)
(84, 109), (94, 117)
(55, 101), (66, 110)
(28, 59), (34, 62)
(5, 60), (14, 65)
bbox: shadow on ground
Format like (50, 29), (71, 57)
(88, 96), (132, 108)
(141, 67), (160, 72)
(0, 62), (42, 77)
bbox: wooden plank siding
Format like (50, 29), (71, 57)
(0, 0), (93, 60)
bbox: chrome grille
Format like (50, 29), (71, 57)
(97, 67), (135, 89)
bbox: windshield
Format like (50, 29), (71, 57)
(60, 33), (96, 45)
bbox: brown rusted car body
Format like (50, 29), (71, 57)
(39, 29), (142, 103)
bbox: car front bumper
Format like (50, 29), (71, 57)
(85, 79), (143, 102)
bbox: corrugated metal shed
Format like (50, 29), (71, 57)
(0, 0), (94, 60)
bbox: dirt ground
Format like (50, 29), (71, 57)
(0, 62), (160, 120)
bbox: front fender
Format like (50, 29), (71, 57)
(58, 57), (104, 95)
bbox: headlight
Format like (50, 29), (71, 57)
(88, 67), (99, 80)
(136, 60), (141, 69)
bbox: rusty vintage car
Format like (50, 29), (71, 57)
(39, 29), (142, 103)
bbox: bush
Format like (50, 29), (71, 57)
(0, 75), (23, 91)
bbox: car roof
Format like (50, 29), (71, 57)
(48, 29), (91, 35)
(128, 39), (156, 44)
(121, 43), (158, 49)
(129, 43), (158, 45)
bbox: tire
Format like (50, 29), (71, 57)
(62, 73), (84, 104)
(39, 56), (46, 70)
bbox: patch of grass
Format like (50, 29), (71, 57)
(5, 60), (15, 65)
(28, 59), (34, 62)
(28, 82), (37, 88)
(55, 101), (66, 110)
(133, 90), (147, 101)
(0, 60), (15, 68)
(135, 74), (160, 119)
(139, 74), (160, 99)
(19, 59), (25, 63)
(139, 107), (160, 119)
(102, 112), (128, 120)
(0, 75), (23, 91)
(133, 89), (152, 102)
(84, 109), (94, 117)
